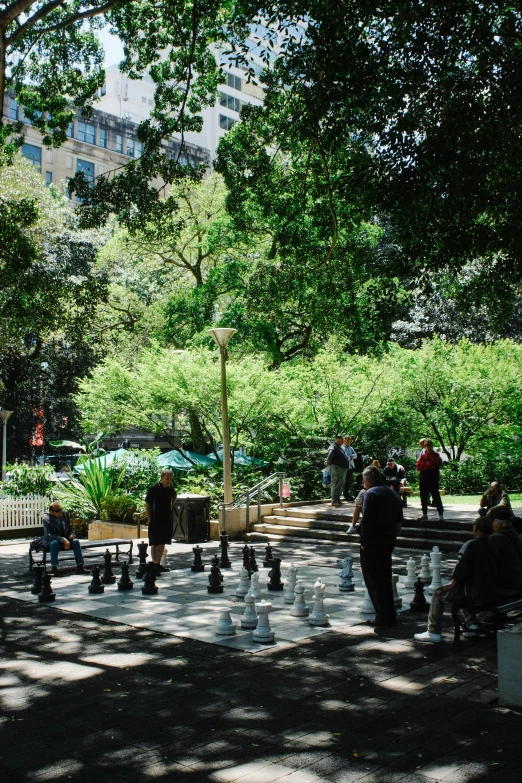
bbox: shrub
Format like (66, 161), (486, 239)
(1, 463), (54, 497)
(100, 492), (143, 523)
(109, 449), (161, 497)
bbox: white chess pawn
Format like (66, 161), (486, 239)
(241, 591), (258, 629)
(309, 578), (329, 626)
(290, 582), (310, 617)
(392, 574), (402, 608)
(403, 557), (417, 588)
(284, 563), (298, 604)
(428, 546), (443, 592)
(253, 600), (275, 643)
(419, 554), (431, 583)
(216, 610), (236, 635)
(235, 566), (250, 599)
(160, 547), (170, 569)
(360, 587), (376, 614)
(250, 571), (261, 600)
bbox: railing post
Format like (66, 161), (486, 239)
(279, 474), (284, 509)
(245, 495), (250, 535)
(221, 502), (226, 533)
(257, 487), (261, 525)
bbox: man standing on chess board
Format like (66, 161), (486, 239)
(359, 465), (403, 629)
(145, 470), (177, 572)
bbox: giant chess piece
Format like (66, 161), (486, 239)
(249, 546), (259, 573)
(191, 545), (205, 573)
(31, 564), (45, 595)
(267, 558), (283, 591)
(428, 546), (443, 593)
(135, 540), (148, 579)
(410, 578), (429, 612)
(219, 531), (231, 569)
(403, 557), (417, 588)
(291, 581), (310, 617)
(419, 554), (431, 584)
(242, 544), (252, 577)
(208, 556), (224, 594)
(360, 587), (376, 614)
(283, 563), (298, 604)
(88, 565), (105, 594)
(216, 610), (236, 635)
(309, 579), (329, 626)
(38, 571), (55, 603)
(102, 549), (116, 585)
(235, 566), (250, 599)
(241, 590), (258, 629)
(392, 574), (402, 608)
(250, 571), (261, 600)
(141, 562), (158, 595)
(337, 556), (355, 592)
(118, 561), (134, 591)
(263, 543), (274, 568)
(252, 600), (275, 643)
(160, 547), (170, 571)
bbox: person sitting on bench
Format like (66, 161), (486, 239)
(490, 518), (522, 594)
(478, 481), (515, 521)
(414, 517), (499, 644)
(43, 502), (88, 576)
(382, 458), (406, 493)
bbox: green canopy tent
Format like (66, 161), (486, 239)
(215, 450), (268, 467)
(156, 449), (216, 472)
(74, 448), (129, 472)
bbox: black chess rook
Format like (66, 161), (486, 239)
(191, 545), (205, 573)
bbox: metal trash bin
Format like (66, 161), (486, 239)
(172, 493), (211, 543)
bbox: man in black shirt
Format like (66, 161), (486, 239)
(382, 458), (406, 493)
(145, 470), (177, 571)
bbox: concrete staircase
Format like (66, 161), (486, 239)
(247, 502), (473, 553)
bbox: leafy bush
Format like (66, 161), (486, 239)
(55, 459), (125, 521)
(1, 463), (54, 497)
(441, 450), (522, 494)
(109, 449), (161, 497)
(173, 465), (276, 517)
(100, 492), (143, 523)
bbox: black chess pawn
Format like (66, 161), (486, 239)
(208, 556), (224, 594)
(31, 564), (45, 595)
(263, 543), (274, 568)
(38, 571), (56, 603)
(410, 578), (429, 612)
(267, 557), (283, 591)
(88, 565), (105, 594)
(135, 540), (148, 579)
(102, 549), (116, 585)
(218, 531), (231, 569)
(118, 561), (134, 591)
(249, 546), (258, 573)
(242, 545), (252, 576)
(141, 562), (158, 595)
(191, 545), (205, 573)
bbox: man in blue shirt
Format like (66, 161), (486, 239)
(360, 466), (403, 628)
(42, 502), (88, 575)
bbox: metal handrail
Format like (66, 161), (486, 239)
(221, 472), (285, 534)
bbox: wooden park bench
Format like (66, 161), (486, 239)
(451, 592), (522, 645)
(29, 538), (133, 572)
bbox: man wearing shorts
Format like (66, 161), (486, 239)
(145, 470), (177, 571)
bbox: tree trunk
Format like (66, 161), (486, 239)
(189, 409), (206, 454)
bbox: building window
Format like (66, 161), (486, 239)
(23, 109), (42, 127)
(219, 115), (236, 131)
(115, 134), (123, 153)
(45, 171), (52, 187)
(77, 121), (95, 144)
(100, 84), (107, 96)
(21, 143), (41, 170)
(76, 158), (95, 184)
(141, 96), (147, 103)
(148, 99), (154, 105)
(127, 139), (143, 158)
(219, 92), (241, 112)
(9, 98), (18, 120)
(66, 122), (74, 138)
(99, 128), (107, 148)
(226, 73), (242, 92)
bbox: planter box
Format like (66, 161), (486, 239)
(89, 520), (148, 540)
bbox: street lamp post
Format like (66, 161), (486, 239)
(208, 328), (236, 508)
(0, 410), (14, 481)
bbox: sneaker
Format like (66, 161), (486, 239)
(467, 623), (480, 631)
(417, 515), (429, 522)
(462, 631), (479, 639)
(76, 565), (89, 574)
(414, 630), (442, 643)
(346, 524), (357, 534)
(331, 502), (341, 508)
(51, 566), (59, 576)
(438, 516), (445, 522)
(157, 564), (170, 573)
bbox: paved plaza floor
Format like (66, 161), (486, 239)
(1, 530), (522, 782)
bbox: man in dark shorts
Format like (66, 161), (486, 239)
(145, 470), (176, 571)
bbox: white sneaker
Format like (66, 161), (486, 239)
(417, 515), (429, 522)
(462, 631), (479, 639)
(346, 525), (356, 534)
(414, 630), (442, 643)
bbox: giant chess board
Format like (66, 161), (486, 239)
(3, 559), (418, 653)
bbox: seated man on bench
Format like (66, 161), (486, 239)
(490, 517), (522, 594)
(43, 502), (89, 576)
(414, 517), (499, 644)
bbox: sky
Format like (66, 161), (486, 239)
(98, 27), (125, 68)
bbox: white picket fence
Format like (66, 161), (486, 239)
(0, 495), (50, 531)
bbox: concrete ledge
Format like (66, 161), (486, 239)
(89, 520), (149, 540)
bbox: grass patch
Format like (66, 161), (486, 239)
(442, 493), (522, 506)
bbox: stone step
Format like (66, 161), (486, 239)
(277, 505), (472, 531)
(250, 523), (464, 553)
(261, 515), (353, 530)
(261, 516), (471, 542)
(399, 525), (471, 542)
